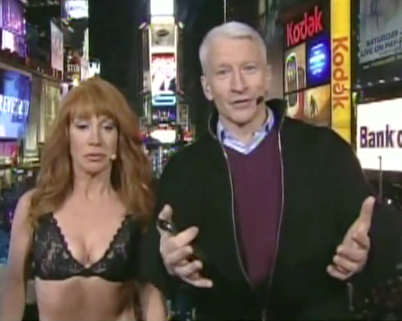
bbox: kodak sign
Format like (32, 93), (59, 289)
(331, 0), (351, 143)
(286, 6), (324, 47)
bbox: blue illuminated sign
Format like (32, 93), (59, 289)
(306, 33), (331, 87)
(152, 94), (176, 107)
(309, 44), (326, 75)
(151, 93), (177, 124)
(152, 107), (177, 125)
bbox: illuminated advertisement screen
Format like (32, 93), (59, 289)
(284, 34), (331, 95)
(284, 4), (329, 50)
(284, 43), (306, 94)
(151, 107), (176, 125)
(151, 53), (176, 96)
(306, 33), (331, 87)
(2, 0), (25, 36)
(331, 0), (351, 143)
(1, 0), (26, 56)
(150, 128), (176, 144)
(150, 0), (174, 16)
(357, 99), (402, 172)
(357, 0), (402, 84)
(0, 68), (31, 139)
(151, 53), (177, 110)
(283, 3), (331, 127)
(0, 141), (18, 157)
(285, 84), (331, 126)
(284, 43), (307, 118)
(64, 0), (88, 19)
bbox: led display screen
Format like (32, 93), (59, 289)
(283, 2), (332, 127)
(306, 33), (331, 87)
(151, 53), (176, 111)
(150, 0), (174, 16)
(64, 0), (88, 19)
(285, 84), (331, 126)
(357, 99), (402, 172)
(2, 0), (25, 36)
(151, 107), (176, 125)
(0, 68), (31, 139)
(284, 43), (306, 95)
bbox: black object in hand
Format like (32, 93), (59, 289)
(156, 219), (205, 262)
(157, 219), (178, 235)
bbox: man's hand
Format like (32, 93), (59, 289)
(327, 196), (375, 280)
(157, 205), (213, 288)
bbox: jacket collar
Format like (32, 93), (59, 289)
(207, 99), (288, 139)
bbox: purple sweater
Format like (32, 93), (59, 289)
(225, 129), (282, 286)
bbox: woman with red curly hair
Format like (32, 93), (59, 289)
(0, 78), (166, 321)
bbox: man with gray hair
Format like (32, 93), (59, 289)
(142, 21), (402, 319)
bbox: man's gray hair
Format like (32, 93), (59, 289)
(199, 21), (267, 74)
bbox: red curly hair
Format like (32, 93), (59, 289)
(29, 78), (154, 225)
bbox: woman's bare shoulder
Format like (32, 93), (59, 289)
(15, 189), (36, 220)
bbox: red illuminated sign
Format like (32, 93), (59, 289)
(286, 6), (324, 47)
(0, 141), (18, 158)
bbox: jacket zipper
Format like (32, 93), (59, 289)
(265, 132), (285, 314)
(220, 144), (252, 287)
(209, 112), (286, 317)
(208, 114), (252, 287)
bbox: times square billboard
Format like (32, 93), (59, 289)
(357, 0), (402, 86)
(149, 17), (177, 124)
(283, 0), (352, 143)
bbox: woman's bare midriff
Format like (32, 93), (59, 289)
(35, 277), (138, 321)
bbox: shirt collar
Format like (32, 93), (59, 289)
(217, 107), (275, 143)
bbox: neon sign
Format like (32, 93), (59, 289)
(152, 94), (176, 106)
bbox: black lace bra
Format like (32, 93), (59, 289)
(30, 213), (142, 282)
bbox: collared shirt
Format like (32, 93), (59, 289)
(217, 108), (275, 155)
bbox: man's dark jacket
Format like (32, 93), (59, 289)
(141, 100), (402, 320)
